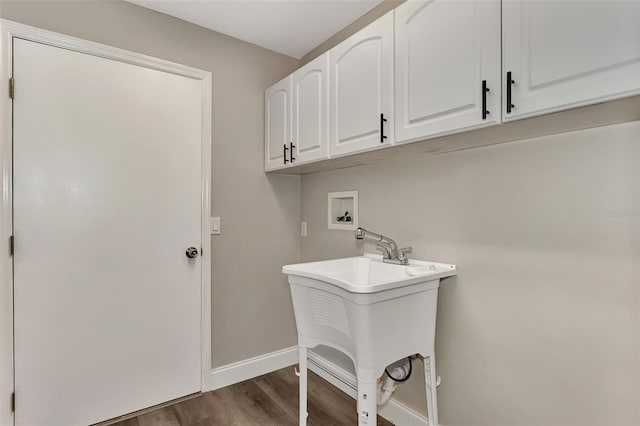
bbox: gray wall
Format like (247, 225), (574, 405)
(0, 0), (301, 368)
(301, 121), (640, 425)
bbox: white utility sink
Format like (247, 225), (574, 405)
(284, 253), (456, 426)
(283, 253), (456, 294)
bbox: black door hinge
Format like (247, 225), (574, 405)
(9, 78), (14, 99)
(11, 392), (15, 412)
(9, 236), (14, 256)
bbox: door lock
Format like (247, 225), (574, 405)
(185, 247), (199, 258)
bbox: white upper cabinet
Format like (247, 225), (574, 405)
(502, 0), (640, 121)
(394, 0), (501, 144)
(265, 1), (640, 172)
(265, 76), (292, 171)
(330, 11), (394, 157)
(292, 53), (330, 165)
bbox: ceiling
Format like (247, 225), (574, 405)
(127, 0), (384, 59)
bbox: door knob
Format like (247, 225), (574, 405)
(185, 247), (199, 258)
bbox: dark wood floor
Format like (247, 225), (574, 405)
(109, 367), (393, 426)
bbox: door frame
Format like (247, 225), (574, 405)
(0, 20), (213, 425)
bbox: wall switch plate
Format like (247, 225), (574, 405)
(301, 221), (308, 237)
(211, 217), (221, 235)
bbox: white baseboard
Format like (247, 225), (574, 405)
(209, 345), (298, 391)
(308, 351), (429, 426)
(380, 399), (430, 426)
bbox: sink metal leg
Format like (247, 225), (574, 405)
(424, 353), (439, 426)
(298, 346), (308, 426)
(357, 375), (378, 426)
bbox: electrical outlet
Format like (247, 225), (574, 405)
(301, 221), (308, 237)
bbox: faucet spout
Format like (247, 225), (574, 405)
(354, 227), (408, 265)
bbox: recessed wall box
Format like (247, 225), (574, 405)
(328, 191), (358, 231)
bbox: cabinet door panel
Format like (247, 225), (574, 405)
(265, 77), (291, 171)
(330, 11), (394, 157)
(337, 42), (379, 142)
(395, 0), (500, 144)
(503, 0), (640, 121)
(293, 54), (329, 164)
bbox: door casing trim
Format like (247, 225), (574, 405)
(0, 19), (213, 425)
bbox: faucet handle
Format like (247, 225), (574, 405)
(375, 243), (392, 259)
(397, 247), (412, 265)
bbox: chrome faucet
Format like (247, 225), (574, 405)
(355, 227), (412, 265)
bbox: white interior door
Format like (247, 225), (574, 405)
(13, 38), (203, 425)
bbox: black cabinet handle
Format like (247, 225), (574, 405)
(380, 113), (387, 143)
(283, 144), (288, 164)
(482, 80), (490, 120)
(290, 142), (295, 163)
(506, 71), (515, 114)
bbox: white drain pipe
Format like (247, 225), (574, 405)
(377, 359), (412, 405)
(377, 375), (397, 405)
